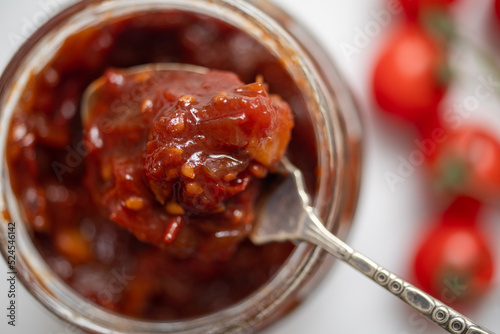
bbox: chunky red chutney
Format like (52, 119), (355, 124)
(84, 68), (293, 257)
(6, 11), (317, 319)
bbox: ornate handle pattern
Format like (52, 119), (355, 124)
(300, 207), (494, 334)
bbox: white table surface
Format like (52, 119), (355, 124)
(0, 0), (499, 333)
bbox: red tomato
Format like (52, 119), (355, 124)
(398, 0), (458, 20)
(429, 126), (500, 199)
(440, 196), (481, 226)
(372, 22), (447, 124)
(495, 0), (500, 23)
(413, 223), (494, 305)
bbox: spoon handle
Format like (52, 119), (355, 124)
(300, 206), (494, 334)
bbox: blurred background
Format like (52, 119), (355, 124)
(0, 0), (499, 333)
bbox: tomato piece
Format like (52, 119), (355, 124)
(372, 22), (447, 124)
(397, 0), (458, 20)
(54, 228), (92, 264)
(428, 126), (500, 199)
(413, 223), (494, 305)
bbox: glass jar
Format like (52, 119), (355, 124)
(0, 0), (362, 332)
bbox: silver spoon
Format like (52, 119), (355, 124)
(82, 63), (493, 334)
(250, 158), (494, 334)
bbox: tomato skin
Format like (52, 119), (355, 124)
(495, 0), (500, 23)
(429, 126), (500, 199)
(398, 0), (457, 20)
(372, 22), (446, 124)
(413, 223), (494, 305)
(441, 196), (481, 226)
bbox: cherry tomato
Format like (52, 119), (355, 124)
(495, 0), (500, 24)
(440, 195), (481, 226)
(372, 22), (447, 124)
(413, 222), (494, 305)
(429, 126), (500, 199)
(397, 0), (458, 20)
